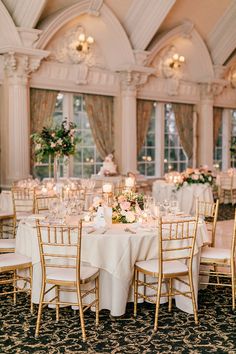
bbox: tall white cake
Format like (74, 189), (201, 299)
(99, 154), (117, 176)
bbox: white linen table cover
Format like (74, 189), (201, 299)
(15, 219), (209, 316)
(152, 180), (213, 215)
(0, 191), (13, 213)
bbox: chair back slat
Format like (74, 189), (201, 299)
(12, 187), (35, 215)
(35, 195), (59, 214)
(36, 221), (82, 275)
(196, 199), (219, 247)
(158, 217), (198, 265)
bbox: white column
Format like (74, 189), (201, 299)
(222, 108), (232, 171)
(0, 52), (46, 188)
(120, 86), (137, 174)
(7, 74), (30, 183)
(155, 102), (165, 177)
(197, 85), (214, 169)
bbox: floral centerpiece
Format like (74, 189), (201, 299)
(31, 120), (78, 181)
(175, 167), (214, 190)
(112, 191), (144, 223)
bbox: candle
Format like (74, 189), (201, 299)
(84, 214), (90, 222)
(125, 177), (135, 188)
(42, 186), (47, 194)
(102, 183), (112, 193)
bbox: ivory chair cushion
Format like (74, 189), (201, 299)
(136, 259), (188, 275)
(0, 253), (32, 270)
(201, 247), (231, 261)
(0, 239), (16, 249)
(47, 266), (99, 282)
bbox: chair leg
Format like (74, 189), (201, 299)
(13, 270), (16, 305)
(168, 278), (172, 312)
(231, 261), (235, 310)
(77, 286), (86, 342)
(55, 285), (59, 322)
(35, 282), (46, 337)
(189, 273), (198, 324)
(154, 276), (162, 332)
(95, 276), (99, 326)
(29, 266), (33, 314)
(133, 268), (138, 318)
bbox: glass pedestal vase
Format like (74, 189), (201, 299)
(53, 156), (60, 183)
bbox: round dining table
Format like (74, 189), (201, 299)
(15, 216), (209, 317)
(152, 180), (214, 215)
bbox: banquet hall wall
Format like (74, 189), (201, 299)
(0, 0), (236, 189)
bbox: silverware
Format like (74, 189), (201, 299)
(124, 227), (136, 234)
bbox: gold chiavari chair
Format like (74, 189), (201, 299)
(12, 187), (35, 233)
(199, 209), (236, 310)
(133, 217), (199, 330)
(62, 187), (82, 201)
(35, 194), (60, 214)
(218, 174), (236, 204)
(0, 212), (15, 253)
(0, 252), (33, 311)
(196, 199), (219, 247)
(35, 220), (100, 341)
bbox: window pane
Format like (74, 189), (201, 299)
(137, 102), (156, 177)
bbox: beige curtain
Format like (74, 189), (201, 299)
(84, 94), (114, 159)
(30, 88), (59, 133)
(137, 100), (154, 154)
(172, 103), (194, 164)
(213, 107), (223, 147)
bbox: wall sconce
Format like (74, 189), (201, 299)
(169, 53), (185, 69)
(76, 33), (94, 53)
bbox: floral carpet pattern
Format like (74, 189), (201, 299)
(0, 204), (235, 354)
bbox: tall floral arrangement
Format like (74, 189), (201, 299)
(31, 120), (78, 162)
(176, 167), (214, 190)
(112, 191), (144, 223)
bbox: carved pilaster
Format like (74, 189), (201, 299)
(118, 68), (153, 91)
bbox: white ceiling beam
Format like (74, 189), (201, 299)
(207, 1), (236, 65)
(11, 0), (47, 28)
(123, 0), (176, 50)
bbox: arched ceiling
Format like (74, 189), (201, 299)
(1, 0), (236, 66)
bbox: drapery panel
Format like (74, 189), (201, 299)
(30, 88), (59, 133)
(30, 88), (59, 173)
(84, 94), (114, 160)
(172, 103), (194, 164)
(213, 107), (223, 147)
(137, 100), (154, 155)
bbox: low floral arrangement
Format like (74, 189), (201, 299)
(31, 120), (78, 162)
(175, 167), (214, 190)
(112, 191), (144, 223)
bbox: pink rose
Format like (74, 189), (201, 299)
(118, 195), (126, 203)
(120, 201), (131, 211)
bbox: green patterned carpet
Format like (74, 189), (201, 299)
(0, 204), (235, 354)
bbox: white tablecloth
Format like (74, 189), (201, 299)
(0, 191), (13, 213)
(15, 218), (209, 316)
(152, 181), (213, 215)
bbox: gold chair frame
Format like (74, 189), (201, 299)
(35, 194), (60, 214)
(0, 254), (33, 312)
(0, 213), (15, 252)
(35, 220), (99, 341)
(199, 209), (236, 310)
(196, 199), (219, 247)
(134, 217), (199, 331)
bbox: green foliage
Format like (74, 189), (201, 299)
(31, 120), (79, 162)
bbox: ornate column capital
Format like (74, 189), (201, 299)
(2, 48), (49, 79)
(199, 80), (227, 100)
(117, 65), (155, 91)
